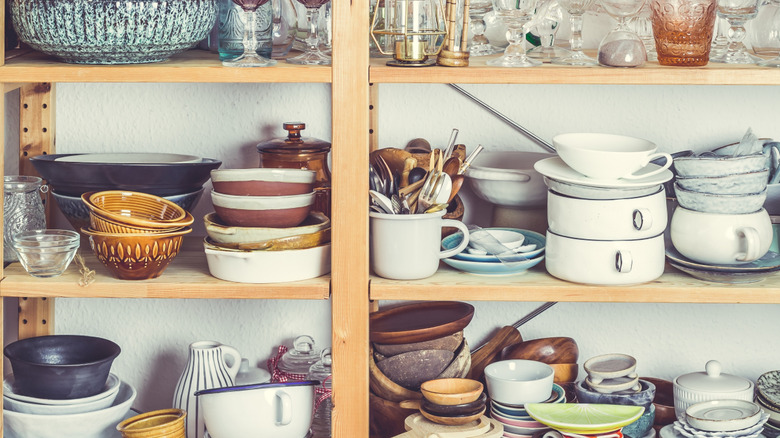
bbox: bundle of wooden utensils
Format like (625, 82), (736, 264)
(368, 130), (483, 215)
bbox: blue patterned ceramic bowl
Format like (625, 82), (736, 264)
(10, 0), (217, 64)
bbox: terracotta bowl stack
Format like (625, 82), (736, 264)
(203, 168), (331, 283)
(81, 190), (193, 280)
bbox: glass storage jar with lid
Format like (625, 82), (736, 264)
(257, 122), (331, 217)
(275, 334), (322, 380)
(307, 348), (332, 438)
(4, 176), (47, 263)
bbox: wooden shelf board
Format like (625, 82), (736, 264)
(370, 264), (780, 303)
(1, 246), (331, 300)
(369, 53), (780, 85)
(0, 50), (332, 84)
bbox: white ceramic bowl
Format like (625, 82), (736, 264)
(547, 187), (667, 240)
(545, 230), (665, 285)
(465, 151), (555, 208)
(676, 169), (768, 195)
(203, 239), (331, 283)
(674, 183), (766, 215)
(484, 360), (554, 406)
(673, 360), (755, 422)
(3, 380), (136, 438)
(673, 154), (767, 177)
(670, 207), (772, 265)
(210, 190), (316, 228)
(195, 381), (316, 438)
(3, 373), (121, 414)
(203, 211), (330, 245)
(553, 133), (672, 181)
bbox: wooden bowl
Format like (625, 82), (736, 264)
(436, 339), (471, 380)
(641, 377), (676, 428)
(502, 337), (579, 364)
(420, 405), (486, 426)
(83, 191), (191, 229)
(369, 392), (417, 438)
(368, 346), (422, 403)
(81, 227), (191, 280)
(420, 378), (483, 406)
(549, 363), (579, 383)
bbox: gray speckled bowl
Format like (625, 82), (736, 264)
(574, 378), (656, 411)
(10, 0), (217, 64)
(676, 169), (769, 194)
(674, 182), (767, 214)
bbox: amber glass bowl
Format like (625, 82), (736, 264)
(81, 227), (192, 280)
(82, 191), (193, 230)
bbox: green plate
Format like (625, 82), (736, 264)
(525, 403), (645, 434)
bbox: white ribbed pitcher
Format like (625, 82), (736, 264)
(172, 341), (241, 438)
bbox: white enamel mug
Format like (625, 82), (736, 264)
(670, 206), (772, 265)
(370, 210), (469, 280)
(547, 187), (668, 240)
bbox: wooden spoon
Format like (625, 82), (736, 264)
(467, 326), (523, 383)
(442, 157), (461, 178)
(448, 175), (464, 203)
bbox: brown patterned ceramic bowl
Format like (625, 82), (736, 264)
(210, 190), (316, 228)
(89, 210), (192, 234)
(210, 168), (315, 196)
(82, 227), (191, 280)
(83, 191), (192, 230)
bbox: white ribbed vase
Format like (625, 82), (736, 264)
(172, 341), (241, 438)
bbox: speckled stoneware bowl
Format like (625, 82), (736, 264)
(10, 0), (217, 64)
(674, 183), (767, 214)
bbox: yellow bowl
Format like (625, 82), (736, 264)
(420, 378), (483, 406)
(83, 191), (192, 229)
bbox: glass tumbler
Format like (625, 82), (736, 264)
(651, 0), (717, 65)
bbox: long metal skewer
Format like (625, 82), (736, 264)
(470, 301), (558, 354)
(448, 83), (556, 154)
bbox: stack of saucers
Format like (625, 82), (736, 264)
(489, 383), (565, 438)
(583, 354), (641, 395)
(441, 227), (546, 276)
(670, 400), (769, 438)
(756, 370), (780, 438)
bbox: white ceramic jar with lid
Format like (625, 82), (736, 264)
(673, 360), (755, 421)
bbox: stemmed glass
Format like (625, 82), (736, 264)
(469, 0), (504, 55)
(711, 0), (762, 63)
(527, 0), (572, 62)
(223, 0), (278, 67)
(631, 2), (657, 60)
(710, 17), (730, 58)
(287, 0), (332, 65)
(487, 0), (542, 66)
(758, 1), (780, 65)
(552, 0), (599, 64)
(597, 0), (647, 66)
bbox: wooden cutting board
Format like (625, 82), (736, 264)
(392, 414), (503, 438)
(370, 302), (475, 344)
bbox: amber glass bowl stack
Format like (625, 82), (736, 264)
(80, 191), (193, 280)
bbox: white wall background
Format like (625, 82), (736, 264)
(3, 42), (780, 413)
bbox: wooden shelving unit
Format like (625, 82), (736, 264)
(2, 2), (780, 437)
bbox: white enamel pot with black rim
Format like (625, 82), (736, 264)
(545, 230), (665, 285)
(547, 187), (667, 240)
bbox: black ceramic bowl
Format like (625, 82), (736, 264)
(30, 154), (222, 197)
(4, 335), (121, 400)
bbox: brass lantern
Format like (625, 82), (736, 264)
(370, 0), (448, 67)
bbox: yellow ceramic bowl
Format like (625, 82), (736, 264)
(83, 191), (192, 229)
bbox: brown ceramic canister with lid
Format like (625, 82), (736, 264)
(257, 122), (331, 217)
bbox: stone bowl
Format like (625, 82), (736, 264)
(674, 153), (767, 177)
(574, 378), (656, 411)
(10, 0), (217, 64)
(676, 169), (769, 194)
(674, 182), (766, 214)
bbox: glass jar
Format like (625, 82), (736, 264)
(277, 334), (322, 377)
(307, 348), (332, 438)
(750, 0), (780, 56)
(4, 176), (47, 263)
(272, 0), (299, 58)
(257, 122), (331, 217)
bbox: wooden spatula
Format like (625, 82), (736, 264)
(466, 326), (523, 383)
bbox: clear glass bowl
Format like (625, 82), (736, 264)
(12, 230), (80, 278)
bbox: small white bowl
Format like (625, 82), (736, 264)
(468, 229), (526, 253)
(584, 354), (638, 384)
(685, 400), (762, 432)
(484, 360), (554, 406)
(4, 374), (121, 414)
(465, 151), (554, 208)
(3, 380), (136, 438)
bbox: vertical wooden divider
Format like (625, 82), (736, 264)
(369, 83), (379, 152)
(17, 83), (56, 340)
(331, 0), (370, 436)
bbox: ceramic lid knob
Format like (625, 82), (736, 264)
(705, 360), (722, 378)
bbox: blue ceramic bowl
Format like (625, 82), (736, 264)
(442, 228), (546, 262)
(52, 188), (204, 233)
(10, 0), (217, 64)
(574, 379), (656, 411)
(623, 404), (655, 438)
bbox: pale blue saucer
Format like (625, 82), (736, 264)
(442, 253), (545, 276)
(442, 228), (546, 262)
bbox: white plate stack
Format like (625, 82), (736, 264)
(533, 133), (674, 286)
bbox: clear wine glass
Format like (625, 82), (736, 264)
(631, 2), (657, 60)
(758, 0), (780, 65)
(223, 0), (278, 67)
(711, 0), (762, 63)
(469, 0), (504, 55)
(487, 0), (542, 66)
(597, 0), (647, 66)
(287, 0), (332, 65)
(710, 16), (730, 58)
(552, 0), (599, 64)
(527, 0), (572, 61)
